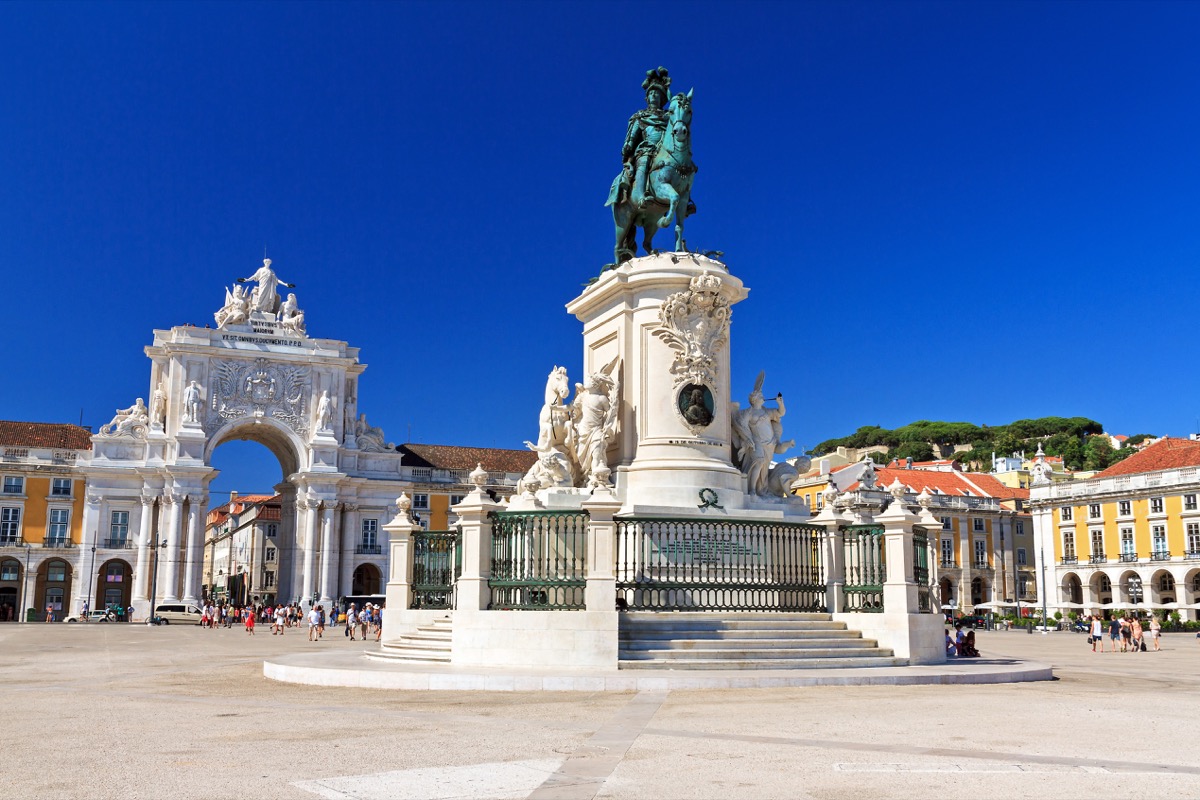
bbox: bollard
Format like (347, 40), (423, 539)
(1027, 621), (1033, 634)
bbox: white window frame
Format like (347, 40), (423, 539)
(1118, 500), (1132, 517)
(1060, 506), (1073, 522)
(361, 518), (379, 548)
(50, 478), (72, 497)
(265, 546), (276, 563)
(412, 493), (429, 510)
(110, 510), (130, 544)
(1063, 531), (1076, 560)
(0, 507), (21, 541)
(972, 518), (985, 532)
(1120, 527), (1135, 556)
(1185, 494), (1198, 512)
(1016, 547), (1027, 566)
(1015, 521), (1024, 536)
(263, 571), (276, 588)
(1089, 529), (1104, 558)
(1151, 525), (1167, 553)
(2, 476), (24, 495)
(940, 538), (953, 565)
(47, 508), (70, 542)
(1088, 504), (1101, 519)
(973, 539), (987, 568)
(940, 516), (951, 531)
(1150, 497), (1165, 514)
(1186, 522), (1200, 554)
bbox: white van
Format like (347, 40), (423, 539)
(153, 603), (202, 625)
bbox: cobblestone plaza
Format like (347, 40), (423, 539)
(3, 625), (1197, 799)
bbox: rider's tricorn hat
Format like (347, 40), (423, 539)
(642, 66), (671, 99)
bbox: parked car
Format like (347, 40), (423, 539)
(152, 603), (203, 624)
(955, 614), (988, 629)
(65, 610), (112, 623)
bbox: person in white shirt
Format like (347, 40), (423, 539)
(307, 606), (320, 641)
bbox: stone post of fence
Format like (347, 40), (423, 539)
(454, 482), (501, 612)
(583, 486), (622, 612)
(812, 485), (845, 614)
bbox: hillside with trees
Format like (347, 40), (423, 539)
(811, 417), (1152, 472)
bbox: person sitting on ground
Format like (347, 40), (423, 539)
(945, 629), (957, 657)
(960, 630), (981, 658)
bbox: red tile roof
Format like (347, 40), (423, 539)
(0, 421), (92, 450)
(399, 444), (537, 474)
(845, 467), (1028, 501)
(1094, 437), (1200, 479)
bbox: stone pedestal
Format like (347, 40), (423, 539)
(567, 253), (749, 513)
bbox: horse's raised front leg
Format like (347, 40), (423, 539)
(655, 182), (680, 235)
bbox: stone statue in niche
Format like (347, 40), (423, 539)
(150, 381), (166, 429)
(237, 258), (295, 316)
(678, 384), (713, 428)
(182, 380), (203, 424)
(730, 372), (795, 497)
(278, 293), (306, 335)
(214, 283), (250, 328)
(100, 398), (150, 438)
(315, 390), (334, 433)
(355, 413), (393, 453)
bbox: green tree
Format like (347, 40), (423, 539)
(892, 441), (935, 464)
(1083, 436), (1115, 471)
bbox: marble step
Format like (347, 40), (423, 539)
(620, 645), (893, 660)
(619, 628), (862, 641)
(620, 637), (881, 652)
(618, 655), (906, 671)
(620, 619), (848, 632)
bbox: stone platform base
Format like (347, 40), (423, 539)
(263, 650), (1052, 691)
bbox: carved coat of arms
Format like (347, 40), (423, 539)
(204, 358), (311, 435)
(651, 271), (731, 388)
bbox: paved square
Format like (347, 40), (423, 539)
(2, 624), (1197, 799)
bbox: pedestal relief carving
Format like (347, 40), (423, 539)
(651, 271), (731, 389)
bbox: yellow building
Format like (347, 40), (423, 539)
(1030, 438), (1200, 619)
(398, 444), (537, 530)
(0, 422), (91, 621)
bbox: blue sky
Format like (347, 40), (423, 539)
(3, 1), (1200, 500)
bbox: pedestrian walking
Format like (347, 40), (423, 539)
(1090, 614), (1104, 653)
(1131, 617), (1144, 652)
(345, 603), (357, 640)
(307, 606), (320, 641)
(1150, 616), (1161, 651)
(1108, 616), (1121, 653)
(245, 606), (256, 635)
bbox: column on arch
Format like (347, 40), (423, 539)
(162, 493), (184, 603)
(133, 496), (155, 601)
(339, 503), (359, 601)
(300, 496), (318, 604)
(319, 503), (339, 604)
(182, 494), (205, 604)
(69, 493), (102, 617)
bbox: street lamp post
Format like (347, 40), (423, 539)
(1040, 541), (1049, 635)
(86, 541), (97, 618)
(147, 536), (167, 625)
(1129, 575), (1142, 608)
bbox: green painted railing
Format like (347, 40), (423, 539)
(614, 517), (828, 612)
(913, 529), (931, 613)
(842, 524), (885, 612)
(488, 510), (588, 610)
(411, 530), (460, 609)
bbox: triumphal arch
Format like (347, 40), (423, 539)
(81, 260), (408, 618)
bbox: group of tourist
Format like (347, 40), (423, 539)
(945, 624), (981, 658)
(301, 602), (382, 643)
(194, 600), (383, 642)
(1087, 614), (1161, 653)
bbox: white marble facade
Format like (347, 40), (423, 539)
(82, 263), (412, 618)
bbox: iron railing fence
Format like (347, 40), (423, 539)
(488, 511), (588, 610)
(613, 517), (828, 612)
(842, 524), (885, 612)
(411, 530), (460, 609)
(913, 528), (931, 613)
